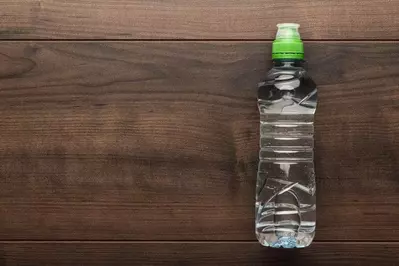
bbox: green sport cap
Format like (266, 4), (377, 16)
(272, 23), (304, 60)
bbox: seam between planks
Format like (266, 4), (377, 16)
(0, 39), (398, 43)
(0, 241), (398, 245)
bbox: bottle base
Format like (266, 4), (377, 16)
(256, 232), (314, 248)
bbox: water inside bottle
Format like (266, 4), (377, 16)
(256, 61), (317, 248)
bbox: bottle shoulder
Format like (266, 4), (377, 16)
(265, 66), (308, 81)
(258, 66), (317, 111)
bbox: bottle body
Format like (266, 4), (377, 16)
(256, 61), (317, 248)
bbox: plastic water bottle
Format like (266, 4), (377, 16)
(255, 23), (317, 248)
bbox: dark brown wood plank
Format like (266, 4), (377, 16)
(0, 242), (398, 265)
(0, 1), (398, 39)
(0, 42), (398, 241)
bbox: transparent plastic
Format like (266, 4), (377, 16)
(256, 60), (317, 248)
(275, 23), (301, 40)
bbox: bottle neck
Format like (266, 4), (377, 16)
(273, 59), (304, 68)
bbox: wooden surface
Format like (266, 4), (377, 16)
(0, 242), (398, 266)
(0, 42), (399, 242)
(0, 0), (398, 39)
(0, 42), (398, 264)
(1, 0), (399, 265)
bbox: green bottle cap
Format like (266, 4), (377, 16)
(272, 23), (304, 60)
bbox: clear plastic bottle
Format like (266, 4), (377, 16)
(255, 23), (317, 248)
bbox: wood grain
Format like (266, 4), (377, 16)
(0, 242), (398, 265)
(0, 0), (398, 39)
(0, 42), (398, 242)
